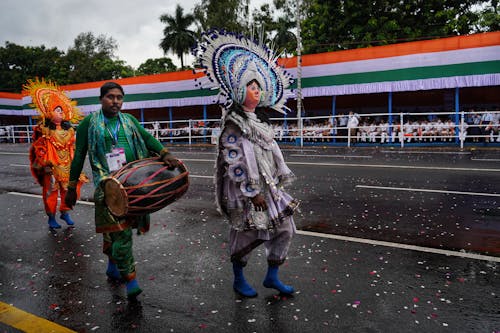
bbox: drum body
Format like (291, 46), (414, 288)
(102, 158), (189, 217)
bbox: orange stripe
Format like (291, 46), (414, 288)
(60, 70), (204, 91)
(278, 31), (500, 68)
(0, 92), (22, 99)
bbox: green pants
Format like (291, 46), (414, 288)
(103, 229), (136, 281)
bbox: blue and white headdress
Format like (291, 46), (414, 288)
(192, 29), (293, 114)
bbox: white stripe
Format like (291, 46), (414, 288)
(7, 158), (500, 173)
(0, 98), (21, 106)
(290, 46), (500, 78)
(356, 184), (500, 197)
(290, 154), (372, 158)
(286, 161), (500, 172)
(301, 74), (500, 97)
(381, 150), (471, 155)
(8, 192), (94, 205)
(296, 230), (500, 263)
(189, 175), (214, 179)
(0, 152), (29, 155)
(471, 158), (500, 162)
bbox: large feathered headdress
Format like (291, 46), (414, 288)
(22, 78), (83, 124)
(192, 29), (293, 114)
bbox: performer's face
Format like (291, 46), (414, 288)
(101, 88), (124, 117)
(243, 81), (261, 111)
(51, 106), (63, 125)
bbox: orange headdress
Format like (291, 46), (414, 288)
(22, 78), (83, 124)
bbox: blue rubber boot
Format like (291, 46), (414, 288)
(126, 279), (143, 300)
(232, 262), (257, 297)
(106, 261), (123, 282)
(263, 265), (294, 295)
(47, 214), (61, 229)
(60, 212), (75, 226)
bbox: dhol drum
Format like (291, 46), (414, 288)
(102, 157), (189, 217)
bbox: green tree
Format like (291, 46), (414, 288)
(300, 0), (490, 54)
(137, 57), (177, 75)
(476, 0), (500, 31)
(58, 32), (134, 84)
(0, 42), (63, 92)
(160, 5), (196, 69)
(193, 0), (249, 34)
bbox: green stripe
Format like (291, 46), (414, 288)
(294, 61), (500, 89)
(0, 104), (22, 110)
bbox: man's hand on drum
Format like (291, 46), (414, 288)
(161, 152), (180, 170)
(251, 193), (267, 211)
(65, 187), (77, 209)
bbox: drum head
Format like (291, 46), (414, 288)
(103, 177), (128, 217)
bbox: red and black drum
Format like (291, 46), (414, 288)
(102, 157), (189, 217)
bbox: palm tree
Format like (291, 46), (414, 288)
(159, 5), (196, 69)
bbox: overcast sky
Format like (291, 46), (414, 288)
(2, 0), (266, 69)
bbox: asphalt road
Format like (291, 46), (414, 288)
(0, 143), (499, 333)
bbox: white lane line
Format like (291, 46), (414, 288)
(189, 175), (214, 179)
(8, 191), (499, 262)
(356, 185), (500, 197)
(9, 163), (216, 179)
(471, 158), (500, 162)
(296, 230), (500, 263)
(0, 152), (28, 155)
(10, 160), (500, 173)
(381, 150), (472, 155)
(290, 154), (373, 158)
(286, 161), (500, 172)
(181, 158), (215, 162)
(8, 192), (94, 205)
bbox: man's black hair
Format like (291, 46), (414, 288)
(100, 82), (124, 98)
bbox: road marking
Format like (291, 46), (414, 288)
(286, 161), (500, 172)
(381, 150), (472, 155)
(356, 185), (500, 197)
(0, 301), (76, 333)
(471, 158), (500, 162)
(8, 192), (95, 205)
(7, 158), (500, 173)
(0, 152), (28, 155)
(296, 230), (500, 263)
(189, 175), (214, 179)
(290, 154), (372, 158)
(6, 192), (499, 262)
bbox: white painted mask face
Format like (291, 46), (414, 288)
(243, 81), (261, 111)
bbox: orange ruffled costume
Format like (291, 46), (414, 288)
(23, 78), (88, 219)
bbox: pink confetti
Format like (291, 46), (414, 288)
(413, 297), (419, 303)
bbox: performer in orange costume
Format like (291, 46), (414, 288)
(24, 78), (88, 229)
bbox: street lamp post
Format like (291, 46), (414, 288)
(296, 0), (303, 147)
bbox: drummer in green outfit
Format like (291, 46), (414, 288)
(65, 81), (180, 300)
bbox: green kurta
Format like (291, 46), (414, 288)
(69, 110), (164, 233)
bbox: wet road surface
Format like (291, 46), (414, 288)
(0, 144), (499, 332)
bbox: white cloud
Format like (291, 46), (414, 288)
(1, 0), (268, 69)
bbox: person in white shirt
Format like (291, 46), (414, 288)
(347, 111), (359, 144)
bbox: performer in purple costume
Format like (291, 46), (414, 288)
(194, 30), (300, 297)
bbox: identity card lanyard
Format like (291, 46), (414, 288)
(105, 119), (121, 148)
(104, 118), (127, 171)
